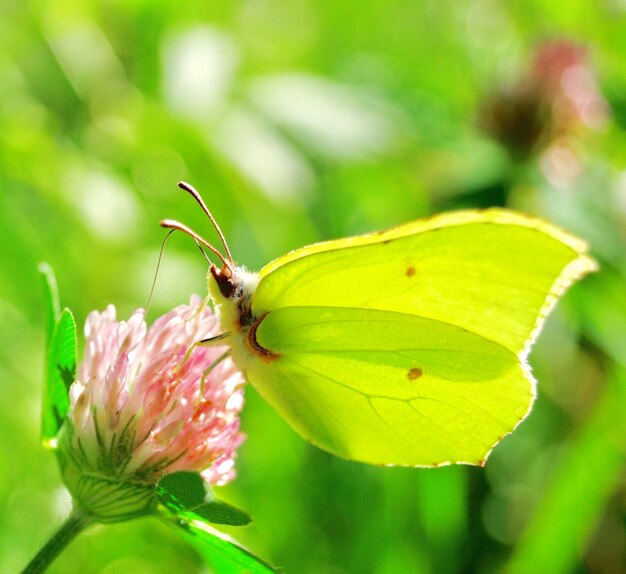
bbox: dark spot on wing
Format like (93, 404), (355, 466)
(407, 367), (422, 380)
(406, 266), (416, 277)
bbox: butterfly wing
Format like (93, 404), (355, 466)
(253, 209), (595, 357)
(247, 306), (533, 466)
(245, 209), (595, 466)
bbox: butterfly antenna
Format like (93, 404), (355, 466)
(145, 229), (175, 314)
(160, 219), (230, 270)
(194, 239), (213, 265)
(178, 181), (233, 263)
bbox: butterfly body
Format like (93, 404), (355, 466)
(165, 192), (596, 468)
(208, 265), (262, 369)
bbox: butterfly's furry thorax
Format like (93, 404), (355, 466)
(208, 264), (271, 367)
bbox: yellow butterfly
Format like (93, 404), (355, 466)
(162, 182), (596, 467)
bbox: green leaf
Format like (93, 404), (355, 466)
(158, 471), (208, 508)
(190, 501), (252, 527)
(158, 471), (252, 526)
(166, 514), (277, 574)
(42, 308), (77, 447)
(507, 369), (626, 574)
(38, 262), (61, 347)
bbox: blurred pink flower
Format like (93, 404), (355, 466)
(479, 39), (609, 162)
(531, 40), (609, 133)
(59, 296), (245, 520)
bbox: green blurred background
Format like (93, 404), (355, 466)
(1, 1), (625, 572)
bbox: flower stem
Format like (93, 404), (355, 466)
(21, 508), (92, 573)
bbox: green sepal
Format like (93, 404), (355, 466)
(157, 471), (252, 526)
(41, 308), (77, 447)
(164, 513), (277, 574)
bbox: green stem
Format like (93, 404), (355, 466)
(21, 508), (92, 574)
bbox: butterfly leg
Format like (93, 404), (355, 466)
(199, 332), (231, 346)
(174, 333), (232, 374)
(199, 350), (231, 395)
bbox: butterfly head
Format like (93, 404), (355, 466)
(161, 181), (261, 339)
(208, 263), (259, 308)
(210, 262), (235, 298)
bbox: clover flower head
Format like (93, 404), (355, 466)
(58, 295), (245, 521)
